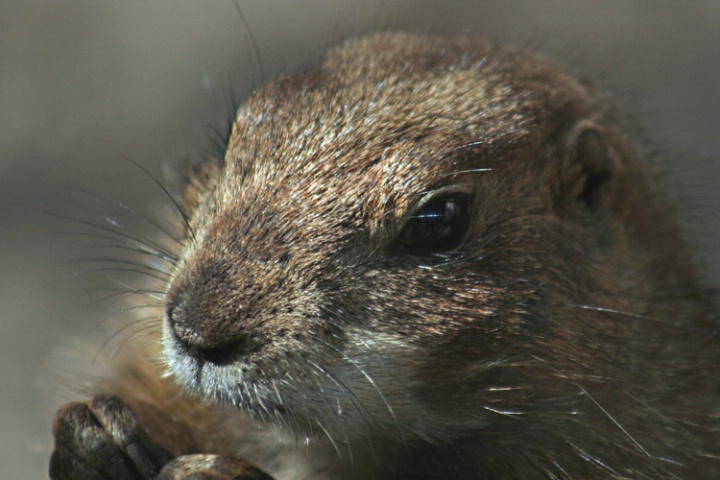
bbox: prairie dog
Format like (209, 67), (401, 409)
(49, 33), (719, 479)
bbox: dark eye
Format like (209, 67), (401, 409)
(394, 195), (471, 254)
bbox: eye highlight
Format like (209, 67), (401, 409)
(393, 194), (471, 255)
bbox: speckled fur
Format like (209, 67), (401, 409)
(51, 33), (719, 479)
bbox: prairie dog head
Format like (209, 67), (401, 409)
(162, 33), (663, 443)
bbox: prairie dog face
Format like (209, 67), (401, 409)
(162, 33), (630, 442)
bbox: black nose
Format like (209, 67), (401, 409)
(165, 293), (264, 366)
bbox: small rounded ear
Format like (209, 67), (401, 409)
(559, 121), (615, 210)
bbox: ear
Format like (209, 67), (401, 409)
(556, 120), (616, 210)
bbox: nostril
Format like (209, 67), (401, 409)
(165, 302), (198, 345)
(196, 341), (244, 366)
(165, 301), (184, 334)
(184, 335), (268, 366)
(165, 293), (211, 347)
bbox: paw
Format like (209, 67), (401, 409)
(157, 454), (274, 480)
(49, 395), (175, 480)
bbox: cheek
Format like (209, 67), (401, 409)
(340, 323), (479, 400)
(338, 328), (492, 427)
(364, 279), (501, 344)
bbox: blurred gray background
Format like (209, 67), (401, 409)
(1, 1), (718, 477)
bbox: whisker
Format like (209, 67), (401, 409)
(115, 302), (165, 314)
(567, 303), (668, 324)
(69, 255), (170, 272)
(53, 231), (179, 266)
(423, 139), (497, 170)
(83, 288), (166, 309)
(63, 187), (185, 247)
(576, 384), (653, 458)
(278, 379), (312, 435)
(125, 159), (197, 245)
(93, 315), (162, 362)
(231, 0), (265, 87)
(449, 167), (496, 176)
(68, 265), (170, 284)
(305, 359), (377, 435)
(315, 337), (399, 432)
(315, 420), (342, 458)
(49, 212), (179, 263)
(67, 244), (173, 264)
(69, 254), (171, 272)
(481, 406), (531, 418)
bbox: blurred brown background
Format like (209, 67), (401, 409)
(1, 1), (718, 477)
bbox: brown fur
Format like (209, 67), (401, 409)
(51, 33), (719, 479)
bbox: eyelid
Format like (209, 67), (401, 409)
(405, 184), (474, 220)
(390, 184), (473, 249)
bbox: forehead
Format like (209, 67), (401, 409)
(219, 34), (582, 223)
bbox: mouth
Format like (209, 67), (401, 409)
(161, 320), (306, 418)
(163, 333), (278, 410)
(161, 320), (417, 440)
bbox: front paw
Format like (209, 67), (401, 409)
(157, 454), (274, 480)
(50, 395), (175, 480)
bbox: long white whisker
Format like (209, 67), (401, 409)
(576, 384), (652, 458)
